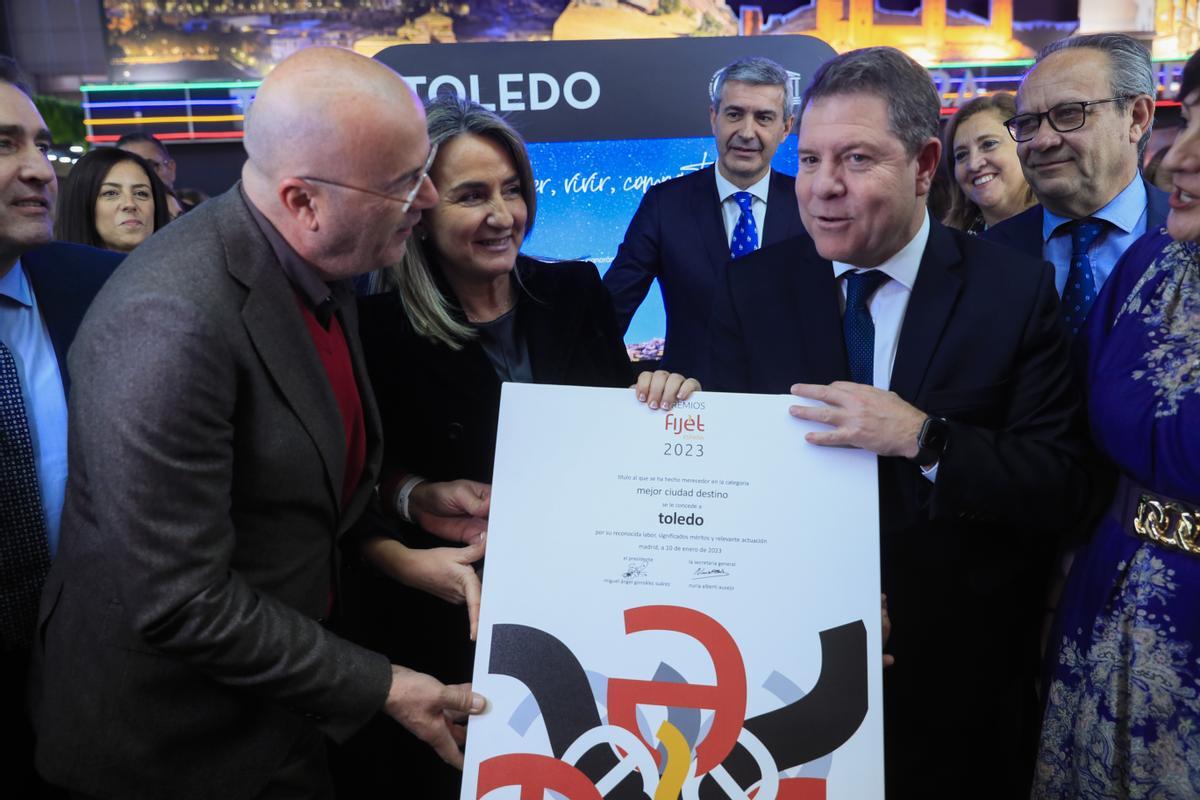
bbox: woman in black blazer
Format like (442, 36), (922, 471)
(337, 95), (697, 796)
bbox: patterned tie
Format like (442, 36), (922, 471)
(730, 191), (759, 259)
(1061, 218), (1104, 336)
(843, 270), (890, 386)
(0, 340), (51, 652)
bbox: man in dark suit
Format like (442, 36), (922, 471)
(603, 56), (804, 384)
(710, 47), (1089, 795)
(31, 48), (484, 800)
(0, 61), (121, 798)
(985, 33), (1164, 336)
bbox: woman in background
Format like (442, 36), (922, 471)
(942, 93), (1036, 234)
(337, 95), (696, 796)
(1033, 49), (1200, 797)
(54, 147), (169, 253)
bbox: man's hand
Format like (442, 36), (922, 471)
(789, 382), (926, 458)
(634, 369), (701, 410)
(361, 535), (486, 640)
(410, 480), (490, 543)
(383, 666), (486, 770)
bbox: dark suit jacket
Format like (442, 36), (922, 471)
(982, 179), (1170, 261)
(31, 187), (392, 800)
(22, 241), (122, 396)
(338, 256), (634, 797)
(603, 166), (803, 384)
(709, 220), (1090, 795)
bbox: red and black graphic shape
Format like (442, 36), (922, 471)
(697, 621), (868, 798)
(488, 624), (645, 798)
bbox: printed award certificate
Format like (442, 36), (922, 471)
(461, 384), (883, 800)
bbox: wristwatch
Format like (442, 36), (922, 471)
(912, 416), (950, 466)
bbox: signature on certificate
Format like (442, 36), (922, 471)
(692, 567), (730, 580)
(623, 563), (648, 579)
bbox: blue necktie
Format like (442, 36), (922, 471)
(1062, 218), (1104, 336)
(843, 270), (890, 386)
(0, 340), (50, 652)
(730, 191), (759, 259)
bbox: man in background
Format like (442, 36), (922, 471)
(985, 33), (1165, 335)
(603, 56), (804, 384)
(0, 55), (121, 797)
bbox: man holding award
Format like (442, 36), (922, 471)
(709, 46), (1091, 795)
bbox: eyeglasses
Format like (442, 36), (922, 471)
(1004, 97), (1130, 142)
(299, 142), (438, 213)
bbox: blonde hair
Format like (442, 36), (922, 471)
(380, 95), (537, 350)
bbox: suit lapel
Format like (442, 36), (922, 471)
(889, 221), (964, 401)
(222, 192), (344, 510)
(692, 167), (733, 280)
(1145, 181), (1171, 231)
(789, 236), (850, 386)
(762, 170), (801, 246)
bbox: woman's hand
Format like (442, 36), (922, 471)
(633, 370), (701, 410)
(362, 535), (487, 640)
(409, 479), (490, 543)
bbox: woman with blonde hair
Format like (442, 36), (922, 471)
(337, 95), (697, 796)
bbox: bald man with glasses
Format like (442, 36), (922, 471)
(32, 49), (486, 800)
(985, 33), (1168, 335)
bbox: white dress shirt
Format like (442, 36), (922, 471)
(714, 168), (771, 250)
(831, 211), (937, 480)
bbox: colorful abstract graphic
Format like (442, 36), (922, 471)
(475, 605), (867, 799)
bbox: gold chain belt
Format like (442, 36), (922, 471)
(1112, 476), (1200, 557)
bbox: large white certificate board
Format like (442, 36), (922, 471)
(462, 384), (883, 800)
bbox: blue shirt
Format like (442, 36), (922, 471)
(0, 259), (69, 556)
(1042, 175), (1149, 297)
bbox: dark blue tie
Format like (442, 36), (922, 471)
(843, 270), (890, 386)
(1061, 218), (1104, 336)
(730, 191), (759, 259)
(0, 340), (50, 652)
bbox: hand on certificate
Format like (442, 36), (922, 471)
(409, 479), (491, 543)
(384, 665), (486, 770)
(361, 535), (486, 640)
(789, 382), (925, 458)
(634, 370), (701, 410)
(882, 593), (895, 668)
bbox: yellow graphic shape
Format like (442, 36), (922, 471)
(654, 720), (692, 800)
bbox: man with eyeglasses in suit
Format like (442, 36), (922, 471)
(985, 33), (1167, 336)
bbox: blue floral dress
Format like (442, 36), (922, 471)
(1033, 229), (1200, 798)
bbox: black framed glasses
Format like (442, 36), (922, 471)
(299, 142), (439, 214)
(1004, 97), (1130, 142)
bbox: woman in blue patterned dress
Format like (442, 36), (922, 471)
(1033, 51), (1200, 797)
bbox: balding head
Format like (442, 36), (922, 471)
(240, 47), (436, 278)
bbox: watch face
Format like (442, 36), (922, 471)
(920, 417), (949, 454)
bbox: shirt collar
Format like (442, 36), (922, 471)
(1042, 174), (1147, 242)
(714, 167), (772, 204)
(0, 258), (33, 308)
(831, 210), (929, 291)
(241, 186), (347, 324)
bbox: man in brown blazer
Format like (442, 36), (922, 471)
(30, 48), (484, 799)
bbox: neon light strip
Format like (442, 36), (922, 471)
(87, 131), (244, 143)
(82, 80), (261, 92)
(85, 114), (244, 126)
(940, 98), (1182, 115)
(927, 55), (1192, 70)
(83, 99), (243, 109)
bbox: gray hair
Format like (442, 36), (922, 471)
(801, 46), (939, 158)
(385, 94), (538, 349)
(710, 56), (793, 119)
(1034, 33), (1155, 159)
